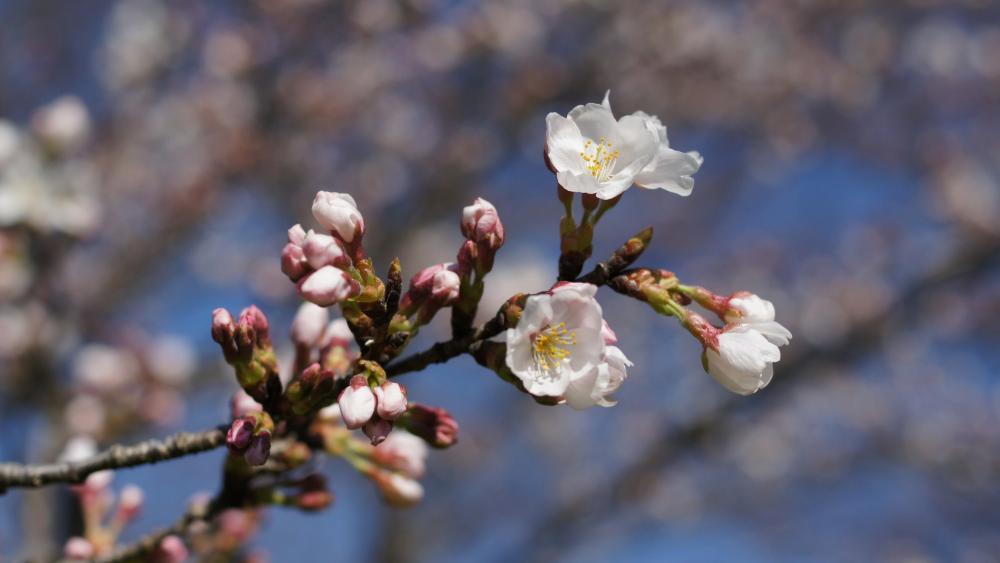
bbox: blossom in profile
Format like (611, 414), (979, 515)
(702, 323), (783, 396)
(545, 91), (702, 199)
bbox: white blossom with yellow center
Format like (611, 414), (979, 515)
(546, 91), (704, 200)
(504, 283), (610, 399)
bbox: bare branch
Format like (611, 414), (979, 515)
(0, 427), (227, 492)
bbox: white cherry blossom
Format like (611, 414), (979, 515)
(505, 283), (606, 398)
(703, 326), (782, 395)
(546, 92), (702, 200)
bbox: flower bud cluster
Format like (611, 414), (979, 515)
(226, 411), (275, 466)
(397, 262), (462, 326)
(457, 197), (505, 276)
(337, 372), (409, 445)
(282, 224), (361, 307)
(211, 306), (282, 409)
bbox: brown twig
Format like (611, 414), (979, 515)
(0, 427), (227, 492)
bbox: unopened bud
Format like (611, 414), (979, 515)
(281, 242), (309, 282)
(374, 472), (424, 508)
(291, 302), (330, 348)
(227, 416), (255, 454)
(374, 381), (408, 420)
(155, 535), (189, 563)
(288, 223), (307, 245)
(312, 191), (365, 244)
(239, 306), (270, 347)
(338, 375), (376, 429)
(244, 429), (272, 466)
(302, 231), (351, 270)
(63, 537), (94, 560)
(461, 197), (505, 248)
(399, 404), (459, 448)
(298, 266), (361, 307)
(211, 308), (238, 360)
(363, 416), (393, 445)
(293, 474), (333, 511)
(230, 390), (263, 418)
(117, 484), (145, 522)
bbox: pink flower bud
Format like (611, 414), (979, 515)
(431, 268), (461, 305)
(239, 305), (270, 347)
(63, 537), (94, 560)
(601, 320), (618, 345)
(156, 535), (189, 563)
(298, 266), (360, 307)
(281, 242), (309, 282)
(407, 262), (451, 297)
(211, 308), (237, 359)
(301, 230), (350, 270)
(374, 471), (424, 508)
(117, 484), (144, 521)
(338, 375), (376, 429)
(319, 318), (354, 349)
(401, 404), (459, 448)
(374, 381), (408, 420)
(230, 390), (263, 418)
(461, 197), (505, 248)
(290, 302), (330, 348)
(363, 416), (393, 445)
(373, 431), (428, 479)
(312, 191), (364, 243)
(227, 416), (255, 454)
(244, 429), (272, 466)
(288, 223), (307, 245)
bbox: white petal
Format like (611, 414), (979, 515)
(556, 170), (602, 195)
(634, 148), (703, 196)
(545, 113), (586, 174)
(568, 103), (621, 144)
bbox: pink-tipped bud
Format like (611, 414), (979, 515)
(302, 231), (351, 270)
(373, 431), (428, 479)
(117, 484), (145, 521)
(363, 417), (393, 445)
(431, 268), (461, 305)
(64, 537), (94, 560)
(374, 381), (408, 420)
(288, 223), (307, 245)
(374, 471), (424, 508)
(601, 320), (618, 345)
(319, 318), (354, 349)
(211, 308), (238, 360)
(239, 306), (270, 347)
(312, 191), (365, 243)
(155, 535), (189, 563)
(230, 389), (263, 418)
(461, 197), (505, 249)
(338, 375), (376, 429)
(281, 242), (309, 282)
(298, 266), (360, 307)
(291, 302), (330, 348)
(227, 416), (255, 454)
(401, 404), (459, 448)
(244, 429), (272, 466)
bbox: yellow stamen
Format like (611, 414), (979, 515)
(578, 137), (620, 181)
(531, 322), (577, 373)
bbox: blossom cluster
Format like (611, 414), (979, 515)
(197, 94), (791, 535)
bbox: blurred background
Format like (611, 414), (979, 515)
(2, 0), (999, 561)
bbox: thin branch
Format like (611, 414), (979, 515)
(0, 427), (227, 492)
(89, 499), (217, 563)
(386, 310), (508, 377)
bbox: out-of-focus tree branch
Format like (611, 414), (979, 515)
(0, 427), (226, 491)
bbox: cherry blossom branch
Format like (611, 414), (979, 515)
(575, 227), (653, 286)
(386, 310), (508, 377)
(0, 427), (227, 492)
